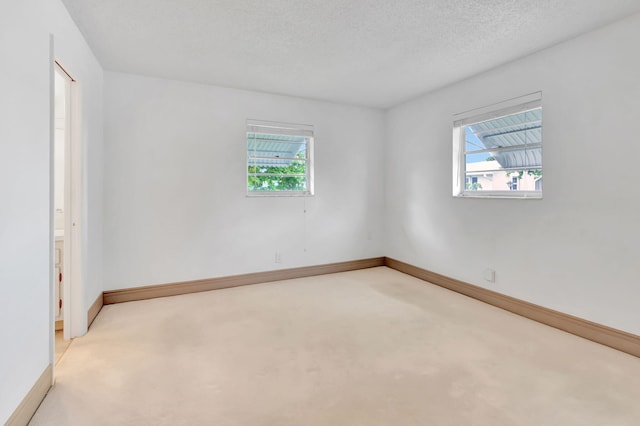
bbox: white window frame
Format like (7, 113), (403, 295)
(246, 119), (314, 197)
(452, 92), (542, 199)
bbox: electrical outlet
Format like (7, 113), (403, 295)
(275, 252), (282, 264)
(483, 268), (495, 283)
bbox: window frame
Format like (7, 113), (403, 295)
(246, 119), (315, 197)
(452, 92), (542, 199)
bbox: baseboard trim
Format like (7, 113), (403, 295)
(54, 320), (63, 331)
(99, 255), (638, 357)
(103, 257), (385, 305)
(384, 257), (640, 358)
(87, 293), (103, 328)
(5, 364), (52, 426)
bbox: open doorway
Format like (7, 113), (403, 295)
(53, 62), (78, 364)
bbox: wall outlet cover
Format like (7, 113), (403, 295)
(483, 268), (495, 283)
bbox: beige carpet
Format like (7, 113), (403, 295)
(30, 267), (640, 425)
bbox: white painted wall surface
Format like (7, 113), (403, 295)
(103, 72), (385, 290)
(0, 0), (103, 422)
(385, 13), (640, 335)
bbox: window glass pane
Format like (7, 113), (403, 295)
(466, 145), (541, 170)
(464, 169), (541, 192)
(465, 108), (541, 149)
(465, 146), (541, 192)
(249, 158), (307, 168)
(248, 175), (307, 192)
(247, 121), (313, 195)
(457, 102), (542, 196)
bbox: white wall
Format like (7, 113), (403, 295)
(0, 0), (103, 422)
(103, 72), (385, 289)
(385, 13), (640, 335)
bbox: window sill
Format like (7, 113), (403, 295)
(247, 191), (314, 197)
(454, 191), (542, 199)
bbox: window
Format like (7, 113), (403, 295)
(510, 176), (518, 191)
(465, 176), (482, 191)
(247, 120), (314, 196)
(453, 92), (542, 198)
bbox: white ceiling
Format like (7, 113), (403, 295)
(61, 0), (640, 108)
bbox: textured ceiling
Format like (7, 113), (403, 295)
(61, 0), (640, 108)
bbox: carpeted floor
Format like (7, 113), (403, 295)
(30, 267), (640, 425)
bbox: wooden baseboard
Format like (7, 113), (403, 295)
(103, 257), (385, 305)
(54, 320), (63, 331)
(87, 293), (103, 328)
(5, 364), (52, 426)
(384, 257), (640, 358)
